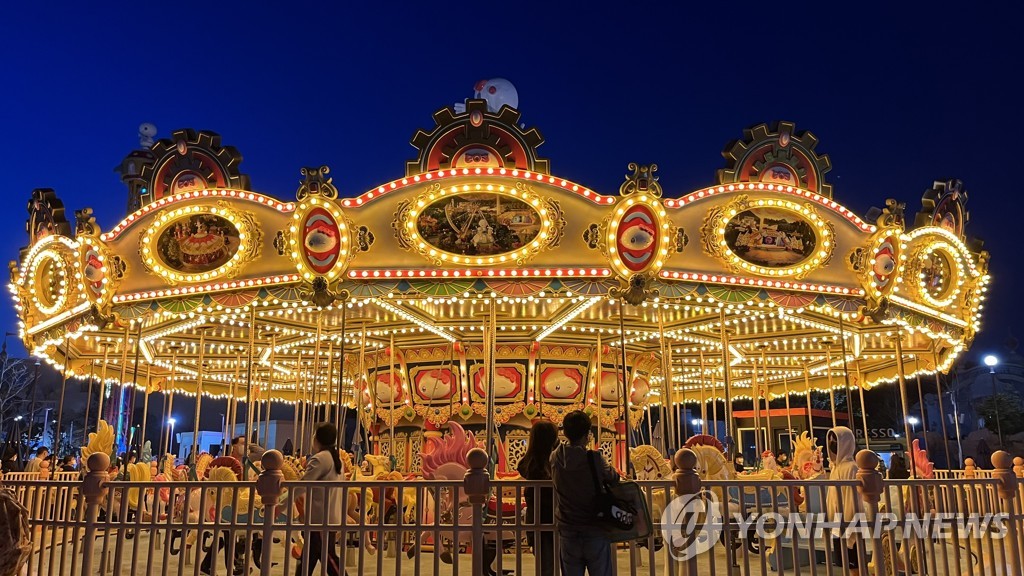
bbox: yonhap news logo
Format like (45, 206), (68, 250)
(661, 489), (724, 561)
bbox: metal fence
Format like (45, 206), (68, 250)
(1, 450), (1021, 576)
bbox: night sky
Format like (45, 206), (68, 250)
(2, 4), (1018, 362)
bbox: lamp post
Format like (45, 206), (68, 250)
(908, 415), (919, 436)
(983, 355), (1004, 449)
(167, 417), (176, 459)
(691, 418), (704, 434)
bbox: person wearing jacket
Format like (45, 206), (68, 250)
(826, 426), (860, 572)
(293, 423), (344, 576)
(517, 419), (558, 576)
(551, 410), (618, 576)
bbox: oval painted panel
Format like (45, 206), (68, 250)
(374, 371), (405, 404)
(416, 193), (541, 257)
(630, 377), (651, 406)
(83, 248), (105, 297)
(724, 207), (816, 269)
(617, 205), (659, 272)
(872, 235), (899, 292)
(156, 214), (240, 274)
(302, 206), (342, 275)
(599, 370), (623, 402)
(539, 367), (583, 400)
(920, 249), (953, 300)
(414, 368), (455, 401)
(473, 365), (522, 399)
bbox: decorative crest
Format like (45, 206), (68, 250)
(609, 273), (660, 306)
(74, 208), (98, 237)
(296, 165), (338, 200)
(619, 163), (662, 197)
(719, 121), (833, 197)
(299, 276), (350, 309)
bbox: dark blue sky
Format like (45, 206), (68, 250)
(2, 4), (1017, 360)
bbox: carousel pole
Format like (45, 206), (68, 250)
(837, 314), (856, 432)
(594, 332), (603, 450)
(617, 298), (633, 476)
(825, 344), (838, 429)
(336, 303), (347, 434)
(759, 345), (771, 455)
(127, 323), (143, 453)
(323, 342), (335, 430)
(856, 360), (870, 451)
(226, 350), (241, 453)
(802, 364), (814, 436)
(656, 309), (674, 453)
(718, 309), (735, 455)
(190, 328), (208, 465)
(163, 346), (179, 457)
(677, 346), (687, 447)
(95, 343), (111, 430)
(83, 360), (96, 445)
(358, 325), (368, 456)
(710, 352), (719, 441)
(265, 334), (276, 449)
(243, 307), (257, 476)
(783, 374), (794, 453)
(893, 331), (918, 478)
(116, 324), (131, 445)
(915, 373), (929, 441)
(140, 362), (151, 455)
(752, 350), (763, 459)
(292, 366), (302, 454)
(54, 337), (72, 457)
(932, 348), (953, 469)
(698, 350), (707, 437)
(486, 298), (499, 465)
(389, 332), (396, 463)
(307, 314), (324, 450)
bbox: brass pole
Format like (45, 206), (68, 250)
(265, 334), (276, 449)
(893, 332), (917, 477)
(227, 351), (241, 453)
(856, 359), (870, 451)
(760, 346), (771, 455)
(783, 374), (794, 454)
(389, 332), (396, 462)
(718, 309), (734, 454)
(710, 352), (719, 441)
(292, 365), (302, 454)
(116, 324), (130, 442)
(190, 328), (208, 465)
(83, 359), (96, 445)
(163, 346), (179, 457)
(96, 342), (111, 430)
(803, 364), (814, 435)
(825, 345), (837, 429)
(932, 348), (953, 469)
(617, 299), (633, 476)
(243, 308), (257, 474)
(358, 325), (367, 456)
(336, 306), (347, 434)
(699, 349), (707, 436)
(54, 337), (72, 457)
(127, 323), (143, 452)
(837, 314), (856, 431)
(657, 309), (674, 454)
(140, 362), (151, 454)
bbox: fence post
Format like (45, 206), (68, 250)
(464, 447), (489, 576)
(79, 452), (110, 576)
(856, 449), (885, 576)
(255, 450), (284, 576)
(1013, 457), (1023, 479)
(991, 450), (1021, 576)
(671, 448), (701, 576)
(964, 458), (976, 479)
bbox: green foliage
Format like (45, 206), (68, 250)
(974, 392), (1024, 436)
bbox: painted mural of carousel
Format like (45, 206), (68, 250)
(10, 80), (990, 473)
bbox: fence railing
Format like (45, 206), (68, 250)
(1, 450), (1021, 576)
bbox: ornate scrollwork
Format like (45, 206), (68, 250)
(609, 273), (660, 306)
(74, 208), (98, 237)
(299, 277), (351, 309)
(356, 226), (375, 252)
(619, 163), (662, 198)
(672, 227), (689, 253)
(877, 199), (905, 228)
(583, 223), (603, 250)
(274, 231), (287, 255)
(296, 165), (338, 200)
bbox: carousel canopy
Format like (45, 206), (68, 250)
(10, 86), (989, 430)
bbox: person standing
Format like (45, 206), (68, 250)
(517, 420), (558, 576)
(293, 423), (344, 576)
(24, 446), (48, 474)
(826, 426), (859, 573)
(550, 410), (617, 576)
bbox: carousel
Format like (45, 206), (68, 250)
(10, 80), (989, 477)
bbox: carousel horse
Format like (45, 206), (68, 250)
(790, 431), (825, 481)
(408, 421), (483, 563)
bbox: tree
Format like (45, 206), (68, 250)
(0, 349), (35, 439)
(974, 392), (1024, 436)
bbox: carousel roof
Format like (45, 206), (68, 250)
(10, 91), (990, 428)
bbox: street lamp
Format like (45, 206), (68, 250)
(691, 418), (704, 433)
(983, 354), (1004, 449)
(908, 415), (919, 435)
(167, 417), (176, 458)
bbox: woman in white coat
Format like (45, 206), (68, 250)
(294, 423), (345, 576)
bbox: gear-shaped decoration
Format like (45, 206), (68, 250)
(718, 121), (833, 198)
(22, 188), (72, 261)
(597, 164), (681, 281)
(140, 129), (250, 206)
(914, 179), (969, 239)
(406, 99), (548, 175)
